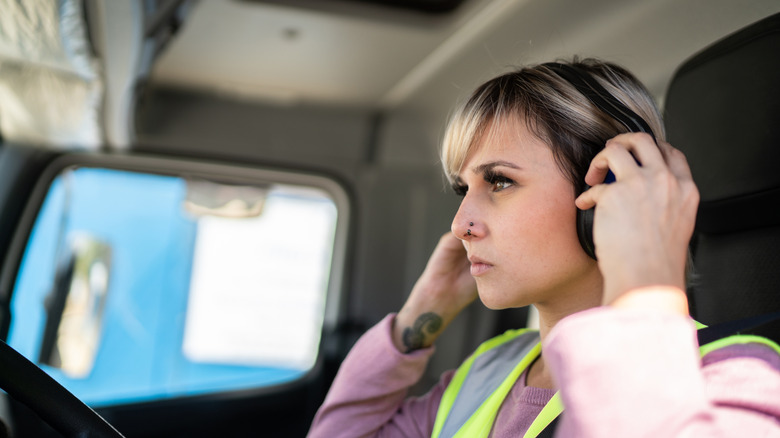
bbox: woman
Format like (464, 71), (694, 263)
(308, 59), (780, 437)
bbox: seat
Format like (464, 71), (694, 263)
(664, 12), (780, 342)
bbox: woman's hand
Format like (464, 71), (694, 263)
(392, 232), (478, 353)
(575, 133), (699, 313)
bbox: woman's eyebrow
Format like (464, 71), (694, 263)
(472, 160), (522, 175)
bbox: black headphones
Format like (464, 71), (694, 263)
(543, 63), (657, 260)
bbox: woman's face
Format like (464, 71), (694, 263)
(451, 117), (601, 310)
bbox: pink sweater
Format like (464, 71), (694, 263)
(309, 307), (780, 437)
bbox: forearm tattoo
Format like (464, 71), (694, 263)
(402, 312), (443, 353)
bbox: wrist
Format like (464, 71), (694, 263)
(608, 285), (689, 316)
(600, 256), (686, 307)
(392, 294), (462, 353)
(392, 310), (444, 353)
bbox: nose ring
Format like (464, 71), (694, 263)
(467, 229), (472, 236)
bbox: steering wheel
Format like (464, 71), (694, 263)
(0, 339), (124, 437)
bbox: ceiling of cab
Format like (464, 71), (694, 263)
(245, 0), (468, 14)
(149, 0), (780, 109)
(150, 0), (482, 106)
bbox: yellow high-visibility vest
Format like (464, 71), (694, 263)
(431, 325), (780, 438)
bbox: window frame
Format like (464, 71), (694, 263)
(0, 151), (352, 403)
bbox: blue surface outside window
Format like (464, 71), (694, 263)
(7, 168), (331, 406)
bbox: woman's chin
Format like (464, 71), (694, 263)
(477, 290), (527, 310)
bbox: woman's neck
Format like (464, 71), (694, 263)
(535, 272), (604, 344)
(526, 278), (603, 390)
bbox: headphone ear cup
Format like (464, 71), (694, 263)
(576, 184), (597, 260)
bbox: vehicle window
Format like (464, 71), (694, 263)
(7, 166), (341, 406)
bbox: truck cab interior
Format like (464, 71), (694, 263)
(0, 0), (779, 436)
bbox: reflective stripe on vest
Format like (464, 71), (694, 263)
(432, 325), (780, 438)
(699, 334), (780, 357)
(431, 328), (541, 438)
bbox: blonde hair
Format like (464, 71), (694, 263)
(441, 58), (664, 190)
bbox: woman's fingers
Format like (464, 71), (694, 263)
(657, 141), (701, 231)
(583, 133), (665, 186)
(658, 140), (694, 183)
(609, 132), (666, 168)
(574, 181), (605, 210)
(576, 133), (700, 306)
(584, 148), (629, 186)
(578, 135), (699, 219)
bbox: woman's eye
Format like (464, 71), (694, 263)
(492, 179), (512, 191)
(452, 184), (468, 197)
(486, 173), (514, 192)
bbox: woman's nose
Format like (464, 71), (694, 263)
(451, 201), (481, 241)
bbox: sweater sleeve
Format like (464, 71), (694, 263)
(544, 307), (780, 438)
(308, 314), (454, 438)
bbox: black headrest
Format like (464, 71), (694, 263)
(666, 12), (780, 233)
(664, 12), (780, 340)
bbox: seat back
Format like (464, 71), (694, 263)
(664, 12), (780, 341)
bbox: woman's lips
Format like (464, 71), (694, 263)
(468, 257), (493, 276)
